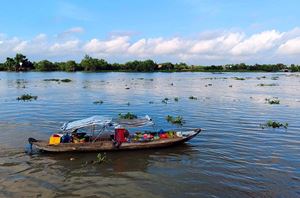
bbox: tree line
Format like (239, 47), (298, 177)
(0, 53), (299, 72)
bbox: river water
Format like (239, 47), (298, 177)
(0, 72), (299, 197)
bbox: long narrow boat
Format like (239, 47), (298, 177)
(29, 116), (201, 153)
(30, 129), (201, 152)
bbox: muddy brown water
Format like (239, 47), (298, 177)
(0, 72), (299, 197)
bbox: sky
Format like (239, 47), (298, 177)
(1, 0), (300, 64)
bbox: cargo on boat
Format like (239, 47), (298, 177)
(28, 115), (201, 152)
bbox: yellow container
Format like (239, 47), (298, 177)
(49, 135), (61, 145)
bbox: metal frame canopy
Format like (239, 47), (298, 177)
(61, 115), (154, 132)
(61, 116), (113, 132)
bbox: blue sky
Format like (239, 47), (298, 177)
(1, 0), (300, 64)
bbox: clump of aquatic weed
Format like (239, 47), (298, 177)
(260, 120), (288, 129)
(43, 79), (60, 82)
(256, 76), (267, 80)
(233, 77), (246, 80)
(265, 97), (280, 104)
(17, 94), (38, 101)
(43, 78), (72, 83)
(165, 115), (185, 125)
(82, 153), (107, 167)
(61, 78), (72, 83)
(271, 76), (279, 80)
(162, 97), (169, 104)
(118, 112), (137, 119)
(94, 153), (107, 164)
(93, 100), (103, 104)
(189, 96), (197, 100)
(257, 83), (278, 86)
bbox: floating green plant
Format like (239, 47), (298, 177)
(261, 120), (288, 129)
(44, 78), (72, 83)
(234, 77), (246, 80)
(43, 78), (60, 82)
(93, 100), (103, 104)
(256, 76), (266, 80)
(258, 83), (278, 86)
(271, 76), (279, 80)
(189, 96), (197, 100)
(162, 97), (169, 104)
(17, 94), (38, 101)
(94, 153), (106, 164)
(165, 115), (184, 125)
(174, 97), (179, 102)
(265, 98), (280, 104)
(61, 79), (72, 83)
(118, 112), (137, 119)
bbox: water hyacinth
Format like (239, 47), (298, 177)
(118, 112), (137, 119)
(189, 96), (197, 100)
(261, 120), (288, 129)
(165, 115), (184, 125)
(61, 79), (72, 83)
(265, 98), (280, 104)
(93, 100), (103, 104)
(17, 94), (38, 101)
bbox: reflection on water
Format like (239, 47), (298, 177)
(0, 72), (300, 197)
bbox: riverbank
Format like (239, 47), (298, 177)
(1, 53), (300, 72)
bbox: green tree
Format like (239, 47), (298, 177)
(159, 62), (174, 71)
(80, 55), (110, 71)
(64, 60), (80, 71)
(138, 60), (157, 71)
(14, 53), (33, 71)
(0, 63), (5, 71)
(4, 57), (16, 71)
(3, 54), (33, 71)
(34, 60), (57, 71)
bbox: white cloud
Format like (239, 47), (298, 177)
(13, 41), (28, 52)
(277, 37), (300, 55)
(66, 27), (84, 34)
(49, 40), (81, 54)
(190, 33), (243, 55)
(231, 30), (283, 56)
(57, 27), (85, 39)
(84, 36), (130, 54)
(152, 38), (183, 54)
(128, 39), (146, 55)
(1, 28), (300, 64)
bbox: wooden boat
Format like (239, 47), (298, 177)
(29, 129), (201, 152)
(28, 116), (201, 153)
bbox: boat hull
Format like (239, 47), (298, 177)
(30, 129), (201, 152)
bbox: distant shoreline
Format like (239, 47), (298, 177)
(0, 70), (297, 73)
(1, 53), (300, 73)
